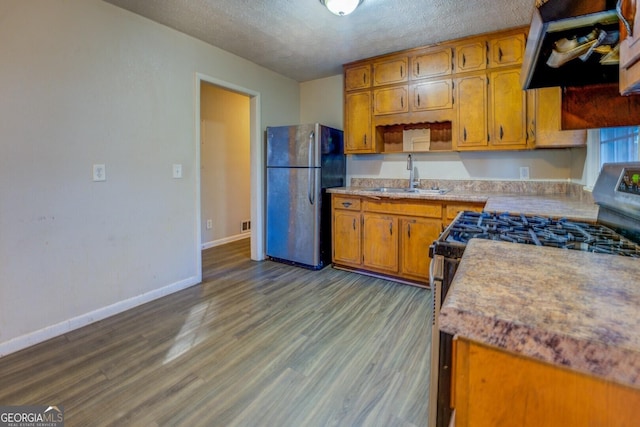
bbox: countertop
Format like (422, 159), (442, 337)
(439, 239), (640, 389)
(328, 187), (599, 222)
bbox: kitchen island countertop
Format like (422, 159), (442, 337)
(328, 187), (599, 222)
(439, 238), (640, 389)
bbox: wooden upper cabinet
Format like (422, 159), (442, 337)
(533, 87), (586, 148)
(411, 79), (453, 112)
(372, 57), (408, 86)
(455, 41), (487, 73)
(455, 74), (488, 148)
(345, 64), (371, 91)
(345, 91), (373, 153)
(410, 48), (453, 80)
(489, 68), (527, 147)
(488, 33), (526, 67)
(619, 0), (640, 95)
(373, 86), (409, 115)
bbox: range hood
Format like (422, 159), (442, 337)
(521, 0), (621, 89)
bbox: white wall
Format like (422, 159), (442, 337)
(300, 75), (588, 183)
(200, 83), (251, 247)
(0, 0), (300, 354)
(300, 74), (344, 129)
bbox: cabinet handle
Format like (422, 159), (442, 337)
(400, 65), (403, 77)
(486, 41), (489, 65)
(363, 134), (367, 146)
(462, 53), (466, 67)
(618, 0), (633, 37)
(417, 93), (421, 106)
(401, 96), (404, 108)
(389, 222), (393, 235)
(463, 127), (467, 141)
(353, 218), (356, 230)
(408, 223), (411, 238)
(363, 73), (367, 84)
(500, 125), (504, 140)
(417, 62), (420, 75)
(498, 47), (504, 62)
(342, 202), (352, 208)
(531, 120), (536, 138)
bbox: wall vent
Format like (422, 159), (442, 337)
(241, 220), (251, 233)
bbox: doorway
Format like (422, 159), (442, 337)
(195, 73), (263, 280)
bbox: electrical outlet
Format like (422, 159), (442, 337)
(173, 164), (182, 179)
(93, 164), (106, 182)
(206, 219), (212, 230)
(519, 166), (530, 180)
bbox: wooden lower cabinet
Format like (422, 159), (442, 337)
(452, 338), (640, 427)
(333, 208), (361, 266)
(363, 213), (399, 272)
(400, 217), (441, 281)
(332, 194), (485, 285)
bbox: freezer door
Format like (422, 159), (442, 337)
(267, 124), (319, 168)
(266, 167), (321, 267)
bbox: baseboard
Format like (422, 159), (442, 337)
(0, 275), (200, 357)
(201, 233), (249, 250)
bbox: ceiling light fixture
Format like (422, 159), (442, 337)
(319, 0), (363, 16)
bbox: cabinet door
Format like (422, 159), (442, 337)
(489, 68), (527, 147)
(411, 49), (453, 80)
(411, 79), (453, 112)
(619, 0), (640, 95)
(373, 57), (408, 86)
(488, 33), (525, 68)
(363, 213), (398, 273)
(345, 91), (373, 153)
(345, 64), (371, 91)
(533, 87), (586, 148)
(373, 86), (409, 115)
(400, 217), (441, 282)
(333, 209), (361, 266)
(455, 74), (488, 148)
(455, 41), (486, 73)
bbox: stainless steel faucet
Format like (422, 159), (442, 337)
(407, 154), (418, 190)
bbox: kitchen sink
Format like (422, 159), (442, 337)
(369, 187), (450, 195)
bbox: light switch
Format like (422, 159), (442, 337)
(93, 164), (106, 182)
(173, 164), (182, 179)
(519, 166), (530, 180)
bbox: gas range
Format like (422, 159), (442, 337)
(428, 162), (640, 427)
(442, 211), (640, 257)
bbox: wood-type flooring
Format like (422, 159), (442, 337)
(0, 239), (433, 426)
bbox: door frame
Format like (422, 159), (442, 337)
(195, 72), (264, 274)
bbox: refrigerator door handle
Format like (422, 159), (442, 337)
(308, 131), (315, 205)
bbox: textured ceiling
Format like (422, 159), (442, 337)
(103, 0), (535, 82)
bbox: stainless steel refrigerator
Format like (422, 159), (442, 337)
(266, 123), (345, 269)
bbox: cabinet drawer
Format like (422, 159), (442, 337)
(333, 195), (361, 210)
(363, 200), (442, 218)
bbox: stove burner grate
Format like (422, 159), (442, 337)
(446, 211), (640, 257)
